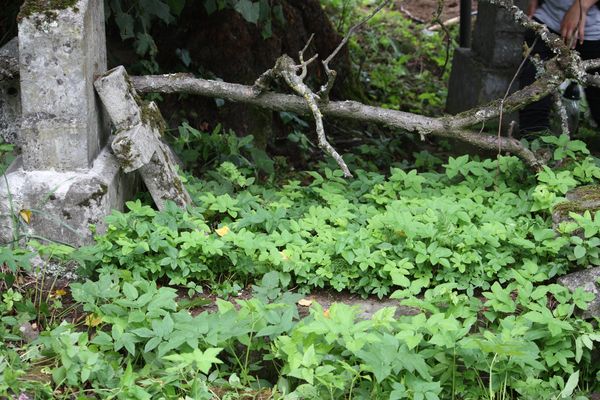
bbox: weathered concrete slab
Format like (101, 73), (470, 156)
(18, 0), (107, 171)
(0, 37), (21, 145)
(95, 66), (192, 210)
(557, 267), (600, 318)
(0, 148), (137, 246)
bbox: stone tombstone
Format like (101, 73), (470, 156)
(446, 0), (528, 116)
(0, 0), (136, 247)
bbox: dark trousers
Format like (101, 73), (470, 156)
(519, 27), (600, 133)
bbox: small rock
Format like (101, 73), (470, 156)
(557, 267), (600, 318)
(19, 322), (39, 342)
(553, 185), (600, 226)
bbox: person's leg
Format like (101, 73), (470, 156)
(576, 39), (600, 127)
(519, 28), (556, 134)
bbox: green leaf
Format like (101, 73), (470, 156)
(122, 282), (139, 299)
(144, 336), (162, 353)
(167, 0), (185, 15)
(234, 0), (260, 24)
(574, 245), (586, 259)
(561, 370), (579, 398)
(152, 314), (174, 338)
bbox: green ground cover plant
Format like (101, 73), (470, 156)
(73, 136), (600, 300)
(2, 3), (600, 398)
(322, 0), (455, 115)
(1, 133), (600, 399)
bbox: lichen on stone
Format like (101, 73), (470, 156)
(140, 102), (167, 135)
(18, 0), (79, 21)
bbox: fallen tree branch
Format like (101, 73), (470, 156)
(130, 73), (544, 169)
(253, 53), (354, 178)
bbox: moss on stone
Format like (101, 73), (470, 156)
(115, 138), (134, 170)
(18, 0), (79, 20)
(553, 201), (591, 215)
(553, 185), (600, 220)
(77, 183), (108, 208)
(141, 102), (167, 135)
(567, 185), (600, 202)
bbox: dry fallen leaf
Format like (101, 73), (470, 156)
(84, 314), (102, 327)
(215, 226), (230, 237)
(51, 289), (67, 298)
(19, 209), (32, 224)
(298, 298), (313, 307)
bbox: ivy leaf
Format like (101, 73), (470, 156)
(234, 0), (260, 24)
(140, 0), (174, 24)
(115, 12), (134, 39)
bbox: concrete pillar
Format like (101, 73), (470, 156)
(18, 0), (107, 171)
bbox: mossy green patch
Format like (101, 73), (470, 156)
(567, 185), (600, 202)
(18, 0), (79, 21)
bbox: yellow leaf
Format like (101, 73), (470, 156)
(19, 209), (32, 224)
(298, 298), (313, 307)
(84, 314), (102, 327)
(51, 289), (67, 298)
(323, 308), (330, 318)
(280, 250), (289, 261)
(215, 226), (230, 237)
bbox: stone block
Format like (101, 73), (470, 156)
(552, 185), (600, 226)
(0, 37), (21, 145)
(0, 79), (21, 145)
(0, 37), (19, 79)
(18, 0), (107, 171)
(557, 267), (600, 318)
(0, 147), (138, 246)
(93, 66), (142, 132)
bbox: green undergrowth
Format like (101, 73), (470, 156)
(2, 135), (600, 398)
(76, 136), (600, 299)
(322, 0), (455, 115)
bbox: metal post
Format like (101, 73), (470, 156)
(459, 0), (472, 48)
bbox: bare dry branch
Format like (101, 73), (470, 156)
(130, 73), (544, 169)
